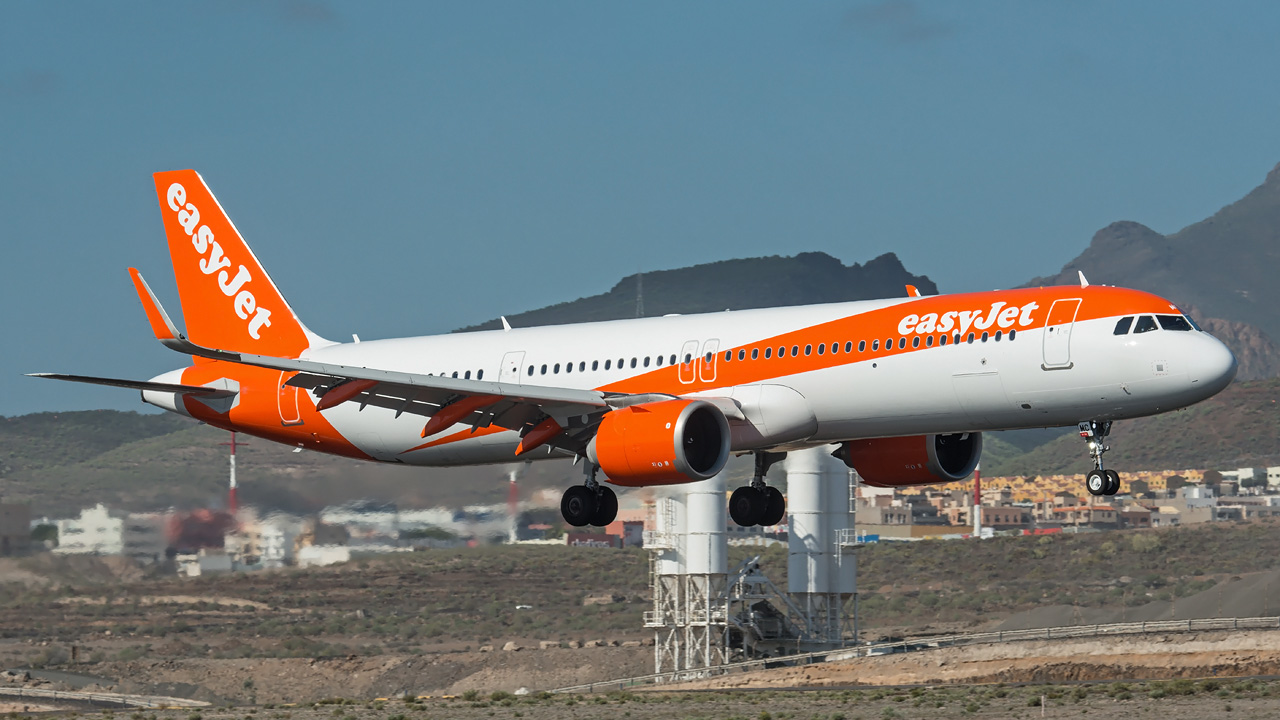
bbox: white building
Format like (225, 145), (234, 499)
(260, 514), (302, 568)
(55, 504), (124, 555)
(121, 513), (169, 563)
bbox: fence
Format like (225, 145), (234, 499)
(551, 615), (1280, 694)
(0, 686), (210, 709)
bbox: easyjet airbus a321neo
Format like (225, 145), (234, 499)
(33, 170), (1238, 527)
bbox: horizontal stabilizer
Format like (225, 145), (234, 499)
(26, 373), (238, 398)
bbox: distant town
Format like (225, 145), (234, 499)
(1, 462), (1275, 577)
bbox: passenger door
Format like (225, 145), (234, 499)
(1042, 298), (1081, 370)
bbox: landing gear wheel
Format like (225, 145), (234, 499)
(729, 486), (765, 527)
(589, 486), (618, 526)
(561, 485), (597, 527)
(1104, 469), (1121, 496)
(1086, 469), (1107, 497)
(760, 487), (786, 527)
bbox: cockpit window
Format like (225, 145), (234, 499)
(1157, 315), (1193, 331)
(1133, 315), (1158, 334)
(1113, 317), (1134, 335)
(1180, 310), (1203, 331)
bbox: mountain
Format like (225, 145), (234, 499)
(1027, 162), (1280, 379)
(456, 251), (935, 332)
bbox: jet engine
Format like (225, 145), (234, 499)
(834, 432), (983, 487)
(587, 399), (731, 486)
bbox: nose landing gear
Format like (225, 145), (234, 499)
(729, 451), (787, 527)
(1080, 421), (1121, 497)
(560, 465), (618, 527)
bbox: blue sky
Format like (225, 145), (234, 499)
(4, 1), (1279, 416)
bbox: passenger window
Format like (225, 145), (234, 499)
(554, 364), (560, 374)
(541, 364), (547, 375)
(452, 371), (458, 378)
(1157, 315), (1193, 331)
(858, 340), (865, 352)
(897, 338), (906, 350)
(655, 355), (663, 367)
(631, 358), (638, 368)
(912, 336), (920, 348)
(940, 335), (948, 346)
(605, 359), (611, 370)
(872, 340), (879, 351)
(793, 345), (800, 356)
(705, 352), (713, 363)
(1114, 316), (1134, 335)
(724, 351), (732, 362)
(1133, 316), (1158, 334)
(885, 338), (892, 351)
(1008, 330), (1016, 341)
(565, 362), (572, 374)
(738, 349), (745, 361)
(994, 331), (1002, 341)
(981, 332), (989, 342)
(765, 347), (773, 359)
(643, 356), (650, 367)
(592, 360), (599, 371)
(954, 333), (961, 345)
(751, 348), (759, 360)
(684, 354), (692, 364)
(845, 341), (853, 353)
(805, 344), (812, 356)
(817, 343), (825, 355)
(669, 354), (676, 365)
(465, 370), (472, 379)
(778, 346), (786, 358)
(579, 362), (585, 372)
(966, 333), (975, 344)
(926, 335), (934, 347)
(527, 365), (534, 376)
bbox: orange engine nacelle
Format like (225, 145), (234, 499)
(588, 399), (731, 487)
(835, 433), (982, 487)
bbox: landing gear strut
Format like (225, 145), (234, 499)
(1079, 420), (1121, 497)
(729, 451), (787, 527)
(560, 465), (618, 528)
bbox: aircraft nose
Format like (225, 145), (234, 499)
(1188, 336), (1237, 393)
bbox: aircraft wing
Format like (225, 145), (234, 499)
(127, 268), (642, 454)
(26, 373), (238, 398)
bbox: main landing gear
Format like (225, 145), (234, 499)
(1079, 420), (1121, 497)
(729, 451), (787, 527)
(560, 465), (618, 528)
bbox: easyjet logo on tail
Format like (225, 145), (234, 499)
(166, 183), (273, 340)
(897, 301), (1040, 337)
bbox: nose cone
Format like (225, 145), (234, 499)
(1188, 336), (1237, 396)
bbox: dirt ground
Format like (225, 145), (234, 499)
(14, 682), (1280, 720)
(674, 629), (1280, 690)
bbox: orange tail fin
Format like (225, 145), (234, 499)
(152, 170), (325, 358)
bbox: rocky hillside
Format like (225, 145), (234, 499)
(457, 251), (934, 332)
(1027, 162), (1280, 379)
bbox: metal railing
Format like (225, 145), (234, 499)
(0, 686), (210, 709)
(550, 615), (1280, 694)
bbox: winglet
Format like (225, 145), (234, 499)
(501, 316), (512, 332)
(1078, 270), (1090, 288)
(129, 267), (184, 343)
(906, 285), (922, 298)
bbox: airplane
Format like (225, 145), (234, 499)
(32, 170), (1238, 528)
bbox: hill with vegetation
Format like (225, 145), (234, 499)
(983, 378), (1280, 477)
(5, 379), (1277, 517)
(456, 251), (935, 332)
(0, 411), (581, 517)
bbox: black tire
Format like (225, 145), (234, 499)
(561, 485), (597, 527)
(1086, 469), (1107, 497)
(729, 486), (765, 527)
(589, 486), (618, 526)
(1104, 469), (1121, 496)
(760, 487), (786, 527)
